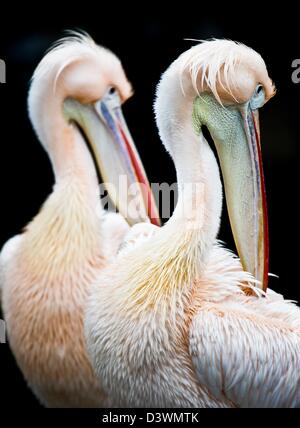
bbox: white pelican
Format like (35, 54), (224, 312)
(0, 33), (159, 407)
(85, 40), (300, 408)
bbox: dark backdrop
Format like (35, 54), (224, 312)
(0, 5), (299, 408)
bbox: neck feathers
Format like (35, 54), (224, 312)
(28, 60), (98, 185)
(123, 57), (223, 310)
(21, 177), (104, 277)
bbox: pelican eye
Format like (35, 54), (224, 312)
(250, 84), (265, 109)
(108, 87), (116, 95)
(256, 84), (263, 94)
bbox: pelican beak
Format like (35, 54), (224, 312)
(194, 94), (269, 291)
(64, 90), (160, 226)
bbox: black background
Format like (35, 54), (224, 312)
(0, 4), (299, 410)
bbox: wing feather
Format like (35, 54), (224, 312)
(190, 305), (300, 407)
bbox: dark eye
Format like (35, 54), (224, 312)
(256, 84), (263, 95)
(108, 87), (116, 95)
(250, 84), (265, 109)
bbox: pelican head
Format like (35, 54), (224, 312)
(156, 39), (275, 290)
(28, 32), (159, 225)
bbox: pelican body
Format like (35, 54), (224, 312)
(0, 33), (158, 407)
(85, 40), (300, 408)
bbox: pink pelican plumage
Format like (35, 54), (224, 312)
(85, 40), (300, 408)
(0, 33), (159, 407)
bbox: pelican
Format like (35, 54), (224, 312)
(85, 40), (300, 408)
(0, 33), (159, 407)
